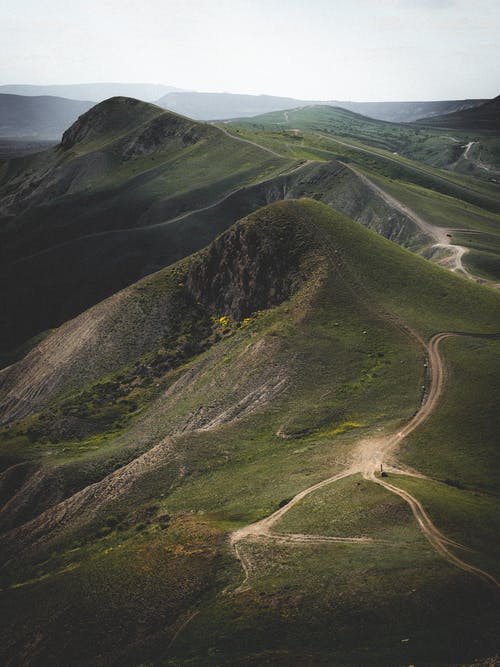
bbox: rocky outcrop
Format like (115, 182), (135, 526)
(186, 202), (318, 319)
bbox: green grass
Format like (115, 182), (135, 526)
(0, 514), (223, 666)
(276, 473), (419, 542)
(389, 475), (500, 580)
(171, 536), (498, 666)
(227, 104), (500, 184)
(0, 103), (294, 352)
(400, 336), (500, 493)
(2, 200), (500, 665)
(463, 248), (500, 281)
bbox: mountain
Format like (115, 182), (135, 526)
(0, 93), (93, 139)
(0, 82), (183, 103)
(416, 94), (500, 131)
(156, 90), (486, 122)
(0, 96), (295, 353)
(3, 97), (451, 357)
(0, 199), (499, 665)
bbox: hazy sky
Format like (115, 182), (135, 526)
(1, 0), (499, 101)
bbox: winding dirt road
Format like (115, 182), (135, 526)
(231, 331), (500, 592)
(342, 164), (477, 279)
(313, 131), (499, 282)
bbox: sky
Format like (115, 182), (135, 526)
(1, 0), (499, 102)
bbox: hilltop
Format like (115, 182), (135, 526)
(0, 199), (499, 665)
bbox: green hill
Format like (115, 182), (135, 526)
(224, 106), (500, 281)
(228, 103), (500, 176)
(0, 96), (294, 353)
(1, 199), (499, 665)
(1, 98), (446, 359)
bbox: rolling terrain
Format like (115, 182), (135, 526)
(224, 104), (500, 281)
(157, 90), (485, 122)
(2, 97), (458, 359)
(0, 96), (295, 354)
(226, 103), (500, 178)
(0, 199), (499, 665)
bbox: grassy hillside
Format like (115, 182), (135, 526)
(1, 97), (446, 359)
(224, 108), (500, 282)
(1, 200), (499, 665)
(227, 104), (500, 181)
(0, 97), (295, 353)
(4, 98), (499, 358)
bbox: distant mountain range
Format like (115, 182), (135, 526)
(0, 94), (93, 139)
(0, 82), (182, 103)
(156, 91), (486, 123)
(0, 83), (489, 140)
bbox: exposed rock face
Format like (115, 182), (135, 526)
(187, 204), (317, 319)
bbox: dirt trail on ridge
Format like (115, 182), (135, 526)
(231, 331), (500, 592)
(342, 164), (477, 279)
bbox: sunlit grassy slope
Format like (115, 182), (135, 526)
(1, 199), (499, 665)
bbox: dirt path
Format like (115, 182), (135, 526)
(314, 131), (499, 281)
(370, 471), (500, 589)
(342, 163), (477, 279)
(464, 141), (478, 160)
(218, 126), (284, 158)
(230, 331), (500, 592)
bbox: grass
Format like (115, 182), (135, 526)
(2, 200), (500, 664)
(276, 473), (419, 542)
(0, 514), (223, 666)
(227, 104), (500, 187)
(400, 336), (500, 493)
(358, 172), (500, 279)
(171, 536), (498, 666)
(0, 102), (294, 352)
(463, 248), (500, 281)
(388, 474), (500, 581)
